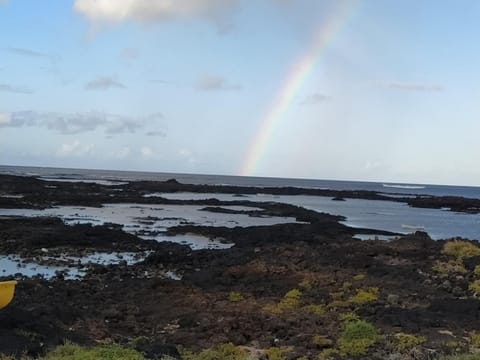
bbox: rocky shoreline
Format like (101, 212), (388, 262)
(1, 175), (480, 359)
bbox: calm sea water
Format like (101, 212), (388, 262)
(1, 165), (479, 240)
(1, 165), (479, 198)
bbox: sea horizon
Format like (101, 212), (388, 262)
(1, 163), (479, 192)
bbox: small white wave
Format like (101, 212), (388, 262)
(383, 184), (425, 190)
(401, 224), (425, 230)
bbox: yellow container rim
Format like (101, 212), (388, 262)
(0, 280), (17, 286)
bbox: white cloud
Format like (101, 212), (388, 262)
(73, 0), (238, 32)
(57, 140), (95, 157)
(141, 146), (153, 157)
(195, 75), (242, 91)
(0, 112), (12, 125)
(387, 82), (444, 92)
(85, 76), (125, 90)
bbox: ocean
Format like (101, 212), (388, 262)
(1, 164), (479, 198)
(1, 164), (479, 241)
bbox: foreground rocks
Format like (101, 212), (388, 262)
(0, 175), (480, 359)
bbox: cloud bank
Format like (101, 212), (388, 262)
(0, 111), (164, 135)
(73, 0), (238, 32)
(85, 76), (125, 90)
(196, 75), (242, 91)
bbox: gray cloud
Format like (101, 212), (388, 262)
(0, 83), (33, 94)
(299, 93), (329, 105)
(196, 75), (242, 91)
(387, 82), (444, 92)
(105, 118), (144, 134)
(85, 76), (125, 90)
(146, 130), (167, 137)
(0, 111), (164, 136)
(73, 0), (238, 33)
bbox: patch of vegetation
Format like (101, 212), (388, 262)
(303, 304), (325, 316)
(468, 280), (480, 295)
(470, 331), (480, 348)
(228, 291), (244, 302)
(299, 278), (313, 290)
(339, 312), (360, 323)
(349, 288), (378, 305)
(318, 348), (341, 360)
(263, 289), (302, 314)
(41, 343), (145, 360)
(264, 347), (290, 360)
(312, 336), (333, 348)
(326, 300), (351, 310)
(280, 289), (302, 308)
(440, 355), (480, 360)
(342, 281), (352, 290)
(181, 343), (251, 360)
(353, 274), (366, 281)
(394, 332), (426, 351)
(474, 265), (480, 276)
(336, 320), (378, 357)
(443, 240), (480, 259)
(262, 303), (283, 314)
(445, 340), (466, 351)
(432, 260), (467, 275)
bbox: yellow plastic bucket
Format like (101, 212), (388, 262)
(0, 280), (17, 309)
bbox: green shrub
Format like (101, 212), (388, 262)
(42, 343), (145, 360)
(318, 348), (341, 360)
(263, 289), (302, 314)
(394, 332), (426, 351)
(299, 279), (313, 290)
(353, 274), (366, 281)
(303, 304), (325, 316)
(339, 312), (360, 323)
(443, 240), (480, 259)
(279, 289), (302, 308)
(474, 265), (480, 276)
(264, 347), (290, 360)
(432, 260), (467, 275)
(181, 343), (251, 360)
(326, 300), (351, 310)
(337, 320), (378, 357)
(470, 331), (480, 348)
(349, 288), (378, 305)
(312, 336), (333, 348)
(262, 303), (283, 314)
(469, 280), (480, 295)
(228, 291), (244, 302)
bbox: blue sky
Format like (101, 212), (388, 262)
(1, 0), (479, 186)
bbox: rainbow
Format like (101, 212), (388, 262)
(240, 1), (358, 177)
